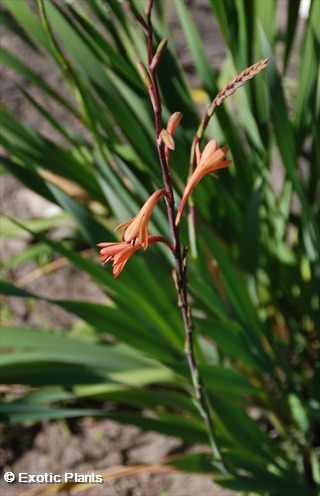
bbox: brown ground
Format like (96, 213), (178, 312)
(1, 418), (237, 496)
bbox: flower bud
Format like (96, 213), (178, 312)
(161, 129), (175, 150)
(150, 38), (167, 70)
(137, 60), (152, 90)
(167, 111), (182, 135)
(145, 0), (153, 17)
(124, 2), (148, 33)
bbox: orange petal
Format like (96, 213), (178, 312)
(201, 147), (227, 169)
(115, 219), (133, 232)
(210, 159), (232, 172)
(199, 140), (217, 167)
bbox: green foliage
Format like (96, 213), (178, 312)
(1, 0), (319, 494)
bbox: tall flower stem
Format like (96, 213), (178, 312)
(140, 1), (221, 461)
(187, 57), (269, 255)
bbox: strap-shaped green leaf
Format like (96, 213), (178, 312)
(259, 25), (320, 260)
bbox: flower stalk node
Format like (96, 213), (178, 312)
(182, 244), (189, 272)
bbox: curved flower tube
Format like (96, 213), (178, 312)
(98, 236), (173, 278)
(176, 140), (232, 226)
(115, 189), (169, 249)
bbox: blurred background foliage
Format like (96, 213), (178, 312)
(0, 0), (319, 494)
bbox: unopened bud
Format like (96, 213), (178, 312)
(161, 129), (175, 150)
(124, 2), (148, 34)
(167, 112), (183, 135)
(137, 60), (152, 90)
(145, 0), (153, 17)
(150, 38), (167, 70)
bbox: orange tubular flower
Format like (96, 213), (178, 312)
(176, 140), (232, 226)
(98, 236), (173, 278)
(115, 189), (168, 249)
(97, 241), (142, 278)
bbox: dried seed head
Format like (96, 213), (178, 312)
(208, 57), (270, 115)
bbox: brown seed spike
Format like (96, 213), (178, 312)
(208, 57), (269, 114)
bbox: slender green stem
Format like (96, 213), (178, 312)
(142, 2), (222, 462)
